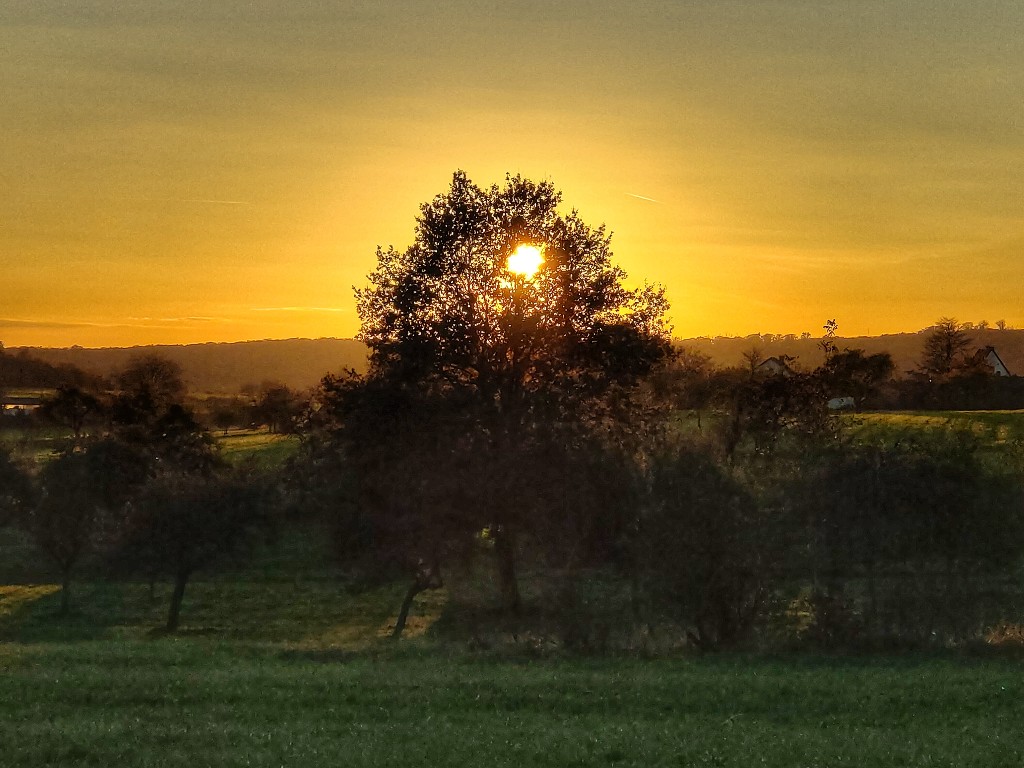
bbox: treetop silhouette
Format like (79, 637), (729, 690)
(356, 170), (672, 412)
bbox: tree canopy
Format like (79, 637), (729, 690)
(356, 171), (672, 414)
(313, 172), (675, 618)
(920, 317), (973, 376)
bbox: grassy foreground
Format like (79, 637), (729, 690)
(4, 416), (1024, 767)
(1, 640), (1023, 767)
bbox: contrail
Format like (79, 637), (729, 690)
(182, 199), (251, 205)
(252, 307), (348, 313)
(626, 193), (661, 204)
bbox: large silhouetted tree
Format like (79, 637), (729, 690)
(346, 171), (672, 612)
(357, 171), (670, 399)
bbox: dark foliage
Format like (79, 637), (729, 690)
(0, 349), (101, 390)
(40, 385), (104, 441)
(817, 348), (895, 407)
(0, 448), (31, 527)
(252, 383), (304, 434)
(641, 447), (774, 648)
(327, 172), (674, 616)
(22, 439), (150, 614)
(356, 171), (671, 412)
(919, 317), (973, 376)
(111, 354), (188, 427)
(118, 469), (271, 631)
(795, 431), (1024, 644)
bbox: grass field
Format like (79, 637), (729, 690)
(2, 636), (1023, 766)
(0, 426), (299, 467)
(846, 410), (1024, 444)
(215, 429), (301, 468)
(3, 525), (1024, 767)
(4, 413), (1024, 766)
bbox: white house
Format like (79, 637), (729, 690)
(754, 356), (795, 377)
(0, 395), (43, 416)
(971, 346), (1011, 377)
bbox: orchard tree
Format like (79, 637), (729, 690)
(0, 448), (31, 527)
(121, 469), (269, 632)
(23, 439), (149, 614)
(111, 354), (187, 426)
(111, 353), (217, 474)
(348, 171), (673, 612)
(253, 383), (303, 434)
(41, 385), (103, 442)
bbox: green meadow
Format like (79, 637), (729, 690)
(3, 413), (1024, 766)
(3, 640), (1024, 768)
(846, 410), (1024, 443)
(216, 429), (301, 468)
(2, 520), (1024, 768)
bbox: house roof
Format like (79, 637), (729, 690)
(755, 356), (795, 376)
(0, 396), (44, 406)
(972, 346), (1011, 376)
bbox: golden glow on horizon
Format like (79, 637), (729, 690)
(507, 245), (544, 280)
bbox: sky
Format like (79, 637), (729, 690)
(2, 1), (1022, 347)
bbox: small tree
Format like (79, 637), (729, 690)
(111, 354), (187, 427)
(920, 317), (972, 376)
(303, 371), (487, 635)
(23, 439), (148, 614)
(122, 470), (269, 632)
(642, 447), (771, 649)
(818, 319), (838, 362)
(740, 346), (763, 379)
(40, 385), (103, 442)
(253, 383), (303, 434)
(0, 448), (31, 528)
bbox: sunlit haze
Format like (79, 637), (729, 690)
(3, 2), (1022, 347)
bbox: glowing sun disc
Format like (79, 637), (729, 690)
(507, 245), (544, 278)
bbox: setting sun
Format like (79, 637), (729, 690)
(507, 245), (544, 279)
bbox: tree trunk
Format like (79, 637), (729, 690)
(392, 581), (423, 640)
(494, 525), (521, 614)
(392, 560), (443, 640)
(165, 570), (190, 632)
(59, 569), (71, 616)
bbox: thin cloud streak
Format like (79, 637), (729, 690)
(626, 193), (661, 204)
(0, 318), (99, 330)
(180, 199), (251, 206)
(126, 316), (230, 324)
(251, 307), (350, 313)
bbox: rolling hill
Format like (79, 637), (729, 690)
(15, 338), (368, 394)
(12, 328), (1023, 395)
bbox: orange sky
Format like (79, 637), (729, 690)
(3, 2), (1023, 348)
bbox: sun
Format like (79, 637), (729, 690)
(507, 244), (544, 279)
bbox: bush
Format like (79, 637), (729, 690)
(640, 447), (777, 649)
